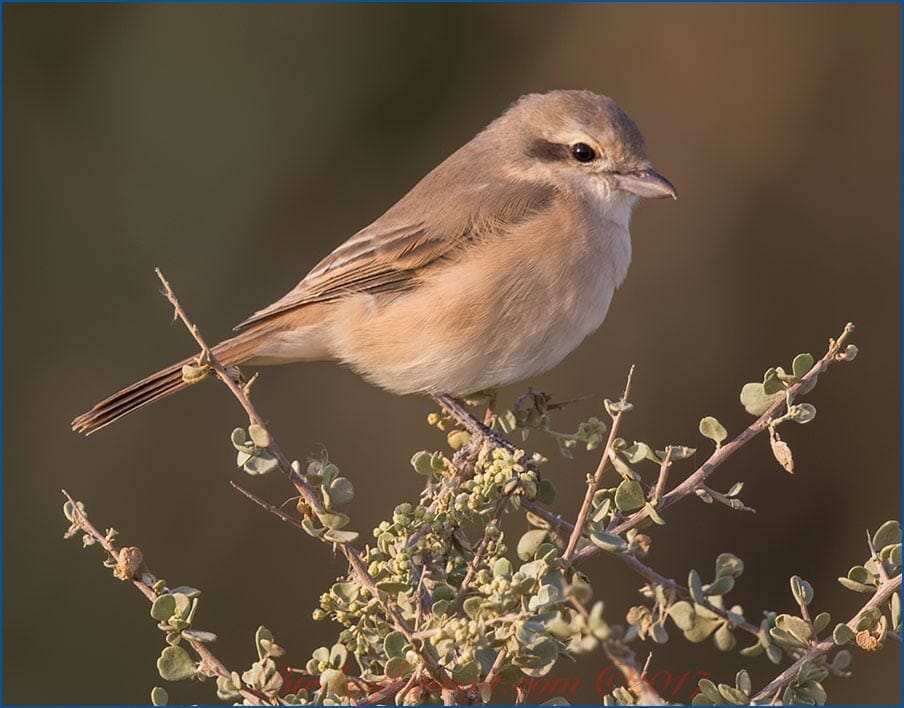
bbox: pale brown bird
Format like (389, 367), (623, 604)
(72, 89), (675, 435)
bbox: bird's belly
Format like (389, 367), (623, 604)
(327, 251), (617, 395)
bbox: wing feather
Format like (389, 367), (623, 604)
(234, 180), (556, 330)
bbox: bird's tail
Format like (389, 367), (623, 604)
(71, 333), (264, 436)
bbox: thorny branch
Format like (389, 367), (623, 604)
(751, 572), (902, 703)
(572, 323), (856, 562)
(522, 497), (764, 640)
(154, 269), (463, 705)
(60, 489), (269, 706)
(563, 365), (634, 562)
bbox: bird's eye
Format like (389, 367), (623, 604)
(571, 143), (596, 163)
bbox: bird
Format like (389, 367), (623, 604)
(72, 89), (676, 435)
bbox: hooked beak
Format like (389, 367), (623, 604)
(612, 169), (677, 200)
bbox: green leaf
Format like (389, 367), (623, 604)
(873, 520), (901, 550)
(792, 353), (815, 379)
(248, 424), (270, 448)
(230, 427), (249, 450)
(684, 616), (720, 642)
(838, 577), (876, 593)
(243, 452), (279, 476)
(463, 596), (483, 620)
(698, 679), (722, 703)
(736, 669), (751, 696)
(410, 451), (435, 475)
(517, 529), (549, 561)
(795, 680), (827, 705)
(383, 631), (406, 658)
(376, 581), (409, 595)
(614, 479), (645, 512)
(151, 594), (176, 621)
(699, 416), (727, 445)
(668, 601), (696, 631)
(740, 382), (780, 416)
(536, 478), (556, 504)
(812, 612), (831, 635)
(841, 344), (858, 361)
(644, 502), (666, 525)
(704, 576), (734, 596)
(715, 553), (745, 579)
(833, 623), (855, 645)
(452, 660), (481, 685)
(255, 626), (275, 661)
(320, 666), (348, 691)
(662, 445), (696, 461)
(714, 623), (736, 651)
(763, 368), (784, 395)
(528, 584), (561, 611)
(156, 645), (196, 681)
(688, 569), (706, 603)
(621, 441), (658, 464)
(590, 532), (627, 553)
(322, 528), (360, 544)
(788, 403), (817, 424)
(790, 575), (814, 606)
(775, 614), (812, 643)
(151, 687), (168, 706)
(650, 622), (669, 644)
(326, 477), (355, 506)
(63, 499), (85, 522)
(717, 683), (747, 704)
(317, 510), (349, 530)
(832, 649), (852, 671)
(300, 517), (324, 538)
(182, 629), (217, 643)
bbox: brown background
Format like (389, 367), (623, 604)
(3, 4), (901, 704)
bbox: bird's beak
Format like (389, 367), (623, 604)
(612, 169), (677, 200)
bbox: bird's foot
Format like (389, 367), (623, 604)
(432, 393), (516, 454)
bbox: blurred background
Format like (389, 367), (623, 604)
(3, 4), (900, 704)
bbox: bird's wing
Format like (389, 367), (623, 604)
(233, 179), (557, 330)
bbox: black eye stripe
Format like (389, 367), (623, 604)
(526, 139), (570, 162)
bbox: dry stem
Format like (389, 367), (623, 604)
(563, 365), (635, 562)
(751, 572), (901, 702)
(61, 489), (269, 706)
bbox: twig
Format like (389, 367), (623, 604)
(866, 530), (891, 584)
(61, 490), (269, 705)
(572, 324), (856, 563)
(154, 269), (462, 704)
(750, 572), (901, 703)
(453, 495), (510, 612)
(701, 484), (756, 513)
(649, 449), (672, 507)
(522, 498), (763, 638)
(563, 366), (635, 562)
(356, 678), (409, 706)
(230, 482), (307, 532)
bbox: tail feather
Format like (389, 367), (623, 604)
(71, 335), (258, 435)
